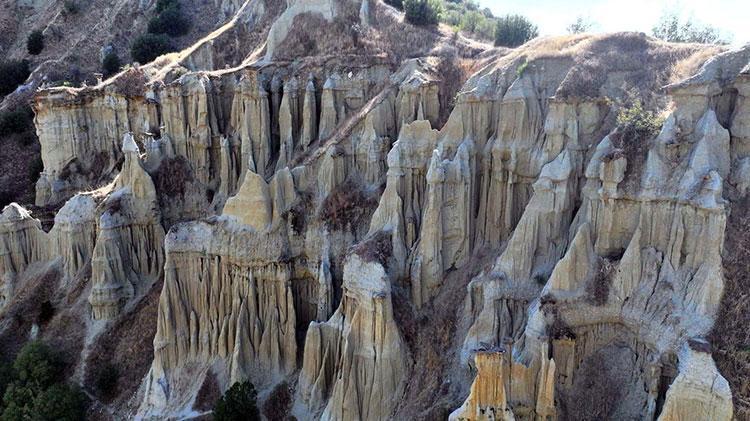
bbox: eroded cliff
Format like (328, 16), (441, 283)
(1, 1), (749, 420)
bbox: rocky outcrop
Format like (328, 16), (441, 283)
(657, 341), (733, 421)
(10, 7), (750, 419)
(298, 252), (409, 421)
(449, 345), (555, 421)
(88, 134), (165, 320)
(0, 204), (47, 308)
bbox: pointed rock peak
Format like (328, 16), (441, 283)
(223, 171), (272, 232)
(417, 101), (425, 120)
(123, 133), (140, 154)
(0, 203), (34, 222)
(323, 73), (339, 90)
(306, 75), (315, 91)
(426, 149), (444, 183)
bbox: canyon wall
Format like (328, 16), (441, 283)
(1, 1), (749, 420)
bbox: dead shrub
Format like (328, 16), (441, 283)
(262, 381), (293, 421)
(351, 230), (392, 266)
(436, 52), (471, 126)
(542, 303), (576, 340)
(282, 191), (312, 235)
(103, 196), (123, 215)
(153, 156), (194, 198)
(584, 257), (615, 306)
(92, 362), (119, 401)
(320, 180), (377, 231)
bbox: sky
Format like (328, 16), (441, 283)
(478, 0), (750, 46)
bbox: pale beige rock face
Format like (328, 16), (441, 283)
(88, 135), (165, 320)
(0, 204), (47, 308)
(33, 88), (149, 205)
(223, 171), (273, 231)
(657, 343), (733, 421)
(139, 218), (301, 417)
(17, 21), (750, 421)
(297, 253), (409, 421)
(48, 194), (98, 279)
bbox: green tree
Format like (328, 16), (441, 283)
(567, 16), (593, 34)
(1, 383), (36, 420)
(403, 0), (442, 26)
(494, 14), (539, 47)
(0, 60), (30, 97)
(12, 341), (62, 391)
(384, 0), (403, 9)
(652, 13), (730, 44)
(102, 50), (122, 77)
(31, 383), (87, 421)
(26, 30), (44, 55)
(130, 33), (174, 64)
(213, 381), (260, 421)
(147, 5), (190, 37)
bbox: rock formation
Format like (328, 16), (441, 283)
(1, 2), (749, 420)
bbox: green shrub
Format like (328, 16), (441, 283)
(27, 30), (44, 55)
(28, 157), (44, 183)
(1, 383), (36, 420)
(102, 50), (122, 77)
(384, 0), (403, 9)
(494, 14), (538, 47)
(0, 106), (34, 137)
(403, 0), (442, 26)
(12, 341), (63, 390)
(63, 0), (79, 14)
(130, 33), (174, 64)
(213, 381), (260, 421)
(155, 0), (180, 13)
(0, 60), (30, 97)
(147, 6), (190, 37)
(148, 0), (190, 37)
(616, 100), (663, 141)
(93, 363), (119, 398)
(31, 383), (87, 421)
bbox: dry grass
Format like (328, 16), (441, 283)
(84, 278), (162, 407)
(0, 265), (62, 364)
(262, 381), (294, 421)
(710, 195), (750, 419)
(113, 67), (147, 98)
(193, 370), (221, 412)
(668, 45), (725, 84)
